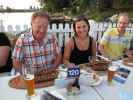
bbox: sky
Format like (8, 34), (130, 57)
(0, 0), (41, 32)
(0, 0), (40, 9)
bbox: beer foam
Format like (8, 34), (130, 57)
(25, 74), (34, 80)
(108, 66), (117, 71)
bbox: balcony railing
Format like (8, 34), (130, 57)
(1, 21), (133, 48)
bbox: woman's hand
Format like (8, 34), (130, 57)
(91, 58), (96, 64)
(67, 63), (76, 68)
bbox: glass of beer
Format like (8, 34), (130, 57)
(107, 66), (116, 82)
(22, 65), (35, 97)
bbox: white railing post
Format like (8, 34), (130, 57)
(15, 25), (21, 33)
(23, 24), (29, 31)
(1, 21), (133, 49)
(7, 25), (13, 33)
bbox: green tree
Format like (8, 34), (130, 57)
(38, 0), (96, 15)
(41, 0), (58, 13)
(38, 0), (133, 21)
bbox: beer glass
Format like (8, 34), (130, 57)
(107, 66), (116, 82)
(22, 65), (35, 97)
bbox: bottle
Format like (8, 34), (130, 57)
(72, 78), (80, 90)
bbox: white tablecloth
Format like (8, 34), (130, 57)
(0, 76), (102, 100)
(1, 60), (133, 100)
(94, 60), (133, 100)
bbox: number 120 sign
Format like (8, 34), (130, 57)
(67, 67), (80, 78)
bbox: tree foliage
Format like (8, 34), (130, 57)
(40, 0), (58, 12)
(39, 0), (96, 15)
(38, 0), (133, 21)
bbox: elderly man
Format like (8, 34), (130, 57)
(13, 11), (62, 73)
(99, 12), (130, 60)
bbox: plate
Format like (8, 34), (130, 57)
(80, 69), (93, 74)
(88, 77), (103, 86)
(9, 75), (54, 89)
(79, 72), (103, 86)
(79, 60), (109, 71)
(122, 58), (133, 67)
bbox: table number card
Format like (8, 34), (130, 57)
(67, 67), (80, 78)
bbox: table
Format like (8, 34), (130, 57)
(0, 60), (133, 100)
(94, 60), (133, 100)
(0, 76), (102, 100)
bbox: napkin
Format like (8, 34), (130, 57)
(40, 90), (65, 100)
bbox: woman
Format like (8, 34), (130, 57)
(0, 32), (12, 73)
(63, 15), (96, 67)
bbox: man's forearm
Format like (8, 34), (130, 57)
(52, 53), (62, 70)
(99, 44), (111, 59)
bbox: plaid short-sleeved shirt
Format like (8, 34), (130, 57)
(13, 31), (61, 69)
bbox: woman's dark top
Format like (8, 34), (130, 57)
(70, 36), (92, 65)
(0, 33), (12, 73)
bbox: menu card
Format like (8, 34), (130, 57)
(113, 67), (131, 84)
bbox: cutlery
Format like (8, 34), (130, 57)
(96, 55), (111, 62)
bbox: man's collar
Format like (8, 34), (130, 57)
(30, 33), (48, 44)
